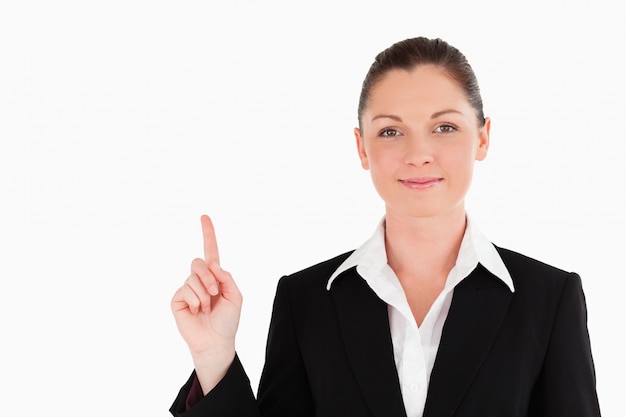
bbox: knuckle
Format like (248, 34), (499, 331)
(190, 258), (206, 269)
(171, 289), (182, 304)
(186, 293), (200, 309)
(184, 274), (197, 286)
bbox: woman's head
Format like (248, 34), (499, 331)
(354, 37), (490, 221)
(357, 37), (485, 131)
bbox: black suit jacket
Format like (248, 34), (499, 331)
(171, 246), (601, 416)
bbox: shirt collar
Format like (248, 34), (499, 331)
(327, 215), (514, 292)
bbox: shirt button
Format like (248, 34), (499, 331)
(410, 383), (420, 392)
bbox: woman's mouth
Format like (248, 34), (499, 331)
(399, 177), (443, 190)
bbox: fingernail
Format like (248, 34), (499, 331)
(209, 284), (219, 295)
(210, 261), (221, 271)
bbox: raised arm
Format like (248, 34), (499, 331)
(171, 215), (243, 394)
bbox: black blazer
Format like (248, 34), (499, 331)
(171, 246), (601, 417)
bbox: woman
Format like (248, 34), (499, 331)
(170, 37), (601, 416)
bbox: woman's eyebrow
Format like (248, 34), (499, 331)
(371, 109), (463, 123)
(431, 109), (462, 119)
(371, 114), (403, 123)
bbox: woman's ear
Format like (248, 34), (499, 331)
(475, 117), (491, 161)
(354, 127), (370, 170)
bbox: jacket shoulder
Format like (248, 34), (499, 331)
(494, 245), (580, 292)
(274, 251), (356, 299)
(495, 246), (573, 275)
(284, 250), (354, 284)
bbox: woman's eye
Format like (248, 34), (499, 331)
(379, 128), (400, 137)
(434, 125), (456, 134)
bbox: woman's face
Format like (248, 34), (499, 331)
(355, 65), (490, 221)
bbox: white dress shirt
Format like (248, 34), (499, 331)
(326, 216), (515, 417)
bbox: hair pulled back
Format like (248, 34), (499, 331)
(358, 37), (485, 129)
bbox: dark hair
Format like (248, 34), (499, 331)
(357, 37), (485, 129)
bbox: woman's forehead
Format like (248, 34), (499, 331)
(365, 66), (470, 114)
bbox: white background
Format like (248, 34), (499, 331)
(1, 1), (624, 415)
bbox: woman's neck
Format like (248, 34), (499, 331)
(384, 208), (467, 279)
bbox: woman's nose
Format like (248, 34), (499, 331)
(404, 135), (434, 166)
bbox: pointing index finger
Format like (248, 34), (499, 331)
(200, 214), (220, 264)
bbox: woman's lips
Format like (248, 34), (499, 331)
(399, 177), (443, 190)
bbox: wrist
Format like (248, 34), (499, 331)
(191, 346), (236, 395)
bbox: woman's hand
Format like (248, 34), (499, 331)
(171, 215), (243, 393)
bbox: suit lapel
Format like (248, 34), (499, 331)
(423, 265), (513, 417)
(331, 268), (408, 417)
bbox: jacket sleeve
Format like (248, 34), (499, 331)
(169, 355), (260, 417)
(528, 273), (602, 416)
